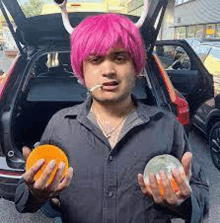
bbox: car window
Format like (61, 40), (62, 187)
(193, 45), (211, 62)
(155, 45), (191, 70)
(186, 39), (193, 45)
(192, 40), (201, 47)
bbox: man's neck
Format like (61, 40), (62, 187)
(91, 96), (136, 119)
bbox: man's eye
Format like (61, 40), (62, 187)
(89, 57), (102, 64)
(114, 56), (127, 63)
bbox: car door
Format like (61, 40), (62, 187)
(155, 40), (214, 119)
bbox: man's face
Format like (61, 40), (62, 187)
(82, 42), (137, 104)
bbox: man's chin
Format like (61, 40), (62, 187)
(92, 93), (132, 105)
(92, 96), (124, 105)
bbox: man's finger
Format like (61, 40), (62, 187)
(48, 162), (65, 191)
(22, 159), (45, 185)
(149, 173), (163, 204)
(181, 152), (192, 177)
(51, 198), (61, 208)
(34, 160), (56, 189)
(55, 167), (73, 192)
(171, 168), (192, 199)
(22, 146), (32, 161)
(137, 174), (153, 196)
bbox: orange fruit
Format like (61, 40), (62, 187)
(26, 144), (69, 185)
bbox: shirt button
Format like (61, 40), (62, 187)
(109, 156), (113, 161)
(108, 191), (113, 197)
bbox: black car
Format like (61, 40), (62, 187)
(189, 42), (220, 170)
(0, 0), (213, 201)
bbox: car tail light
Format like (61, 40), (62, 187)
(173, 95), (189, 126)
(153, 55), (189, 126)
(0, 55), (18, 100)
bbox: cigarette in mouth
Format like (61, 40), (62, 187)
(89, 84), (102, 93)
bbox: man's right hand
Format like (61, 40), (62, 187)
(22, 146), (73, 203)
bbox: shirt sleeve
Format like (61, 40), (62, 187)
(156, 119), (209, 222)
(15, 178), (45, 213)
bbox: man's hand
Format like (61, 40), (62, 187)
(137, 152), (192, 208)
(22, 146), (73, 203)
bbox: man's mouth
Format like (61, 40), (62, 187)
(102, 81), (119, 86)
(101, 81), (119, 91)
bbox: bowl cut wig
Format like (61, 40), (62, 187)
(70, 13), (146, 85)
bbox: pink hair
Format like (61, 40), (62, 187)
(70, 13), (146, 85)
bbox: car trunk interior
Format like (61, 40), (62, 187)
(11, 52), (156, 152)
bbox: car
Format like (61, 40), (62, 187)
(0, 0), (213, 201)
(188, 42), (220, 169)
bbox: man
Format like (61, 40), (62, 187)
(15, 13), (208, 222)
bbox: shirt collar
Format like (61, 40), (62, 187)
(64, 94), (166, 123)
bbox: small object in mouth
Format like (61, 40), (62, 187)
(89, 84), (103, 93)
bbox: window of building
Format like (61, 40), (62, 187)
(187, 25), (203, 38)
(187, 26), (196, 38)
(205, 24), (215, 38)
(216, 24), (220, 37)
(174, 27), (186, 39)
(194, 25), (204, 38)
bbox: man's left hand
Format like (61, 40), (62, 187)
(137, 152), (192, 208)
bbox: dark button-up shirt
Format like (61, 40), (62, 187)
(15, 96), (209, 223)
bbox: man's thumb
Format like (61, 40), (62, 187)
(22, 146), (32, 161)
(181, 152), (192, 178)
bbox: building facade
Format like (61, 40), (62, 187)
(174, 0), (220, 39)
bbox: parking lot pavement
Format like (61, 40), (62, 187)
(0, 198), (55, 223)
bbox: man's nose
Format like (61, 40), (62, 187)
(101, 60), (116, 77)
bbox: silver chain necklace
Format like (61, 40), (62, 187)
(91, 107), (132, 139)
